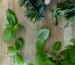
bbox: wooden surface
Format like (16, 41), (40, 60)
(0, 0), (74, 65)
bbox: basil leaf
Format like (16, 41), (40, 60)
(6, 9), (17, 25)
(35, 52), (55, 65)
(69, 45), (75, 63)
(14, 38), (24, 50)
(52, 41), (62, 51)
(70, 38), (75, 44)
(37, 29), (49, 40)
(3, 28), (16, 42)
(16, 53), (24, 65)
(36, 40), (46, 52)
(6, 24), (14, 28)
(61, 49), (69, 59)
(14, 24), (24, 30)
(8, 46), (16, 55)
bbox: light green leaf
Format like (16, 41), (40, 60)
(70, 38), (75, 44)
(3, 28), (16, 42)
(14, 38), (24, 50)
(6, 9), (17, 25)
(52, 41), (62, 51)
(35, 52), (55, 65)
(13, 55), (17, 63)
(53, 9), (58, 25)
(6, 24), (14, 28)
(16, 53), (24, 65)
(65, 45), (73, 49)
(37, 29), (49, 40)
(35, 40), (46, 52)
(8, 46), (16, 55)
(14, 24), (24, 30)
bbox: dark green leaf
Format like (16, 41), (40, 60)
(65, 45), (73, 49)
(28, 63), (34, 65)
(8, 46), (16, 55)
(61, 60), (72, 65)
(14, 24), (24, 30)
(52, 41), (62, 51)
(6, 9), (17, 25)
(19, 0), (45, 22)
(3, 28), (16, 42)
(61, 49), (70, 59)
(37, 29), (49, 40)
(69, 45), (75, 63)
(14, 38), (24, 50)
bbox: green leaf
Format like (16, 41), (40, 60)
(14, 24), (24, 30)
(6, 24), (14, 28)
(61, 60), (72, 65)
(8, 46), (16, 55)
(61, 49), (70, 59)
(65, 45), (73, 49)
(35, 52), (55, 65)
(53, 9), (58, 25)
(6, 9), (17, 25)
(69, 45), (75, 63)
(3, 28), (16, 42)
(52, 41), (62, 51)
(70, 38), (75, 44)
(14, 38), (24, 50)
(13, 55), (17, 63)
(36, 40), (46, 52)
(37, 29), (49, 40)
(28, 63), (34, 65)
(19, 0), (45, 22)
(16, 53), (24, 65)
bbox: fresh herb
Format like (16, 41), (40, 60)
(3, 9), (24, 42)
(37, 29), (50, 40)
(29, 29), (55, 65)
(8, 38), (24, 65)
(19, 0), (46, 22)
(14, 38), (24, 50)
(29, 28), (75, 65)
(53, 0), (75, 27)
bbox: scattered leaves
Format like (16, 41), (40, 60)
(3, 9), (24, 42)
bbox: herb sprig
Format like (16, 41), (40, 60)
(8, 38), (24, 65)
(19, 0), (46, 22)
(53, 0), (75, 27)
(28, 29), (75, 65)
(3, 9), (24, 42)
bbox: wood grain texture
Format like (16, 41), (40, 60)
(0, 0), (74, 65)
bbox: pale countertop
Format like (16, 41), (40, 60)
(0, 0), (75, 65)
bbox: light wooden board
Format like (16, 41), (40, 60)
(0, 0), (74, 65)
